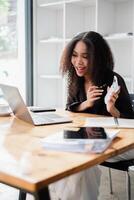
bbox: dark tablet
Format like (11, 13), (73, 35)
(64, 127), (107, 139)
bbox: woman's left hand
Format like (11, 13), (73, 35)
(106, 87), (120, 117)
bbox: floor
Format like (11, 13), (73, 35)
(0, 166), (134, 200)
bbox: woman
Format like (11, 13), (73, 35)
(49, 31), (134, 200)
(61, 31), (133, 118)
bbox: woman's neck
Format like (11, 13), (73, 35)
(84, 75), (92, 84)
(84, 76), (93, 93)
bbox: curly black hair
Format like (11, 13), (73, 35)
(60, 31), (114, 99)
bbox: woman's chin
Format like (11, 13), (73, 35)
(76, 72), (85, 77)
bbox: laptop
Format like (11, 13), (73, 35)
(0, 84), (72, 126)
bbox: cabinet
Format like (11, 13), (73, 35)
(33, 0), (134, 108)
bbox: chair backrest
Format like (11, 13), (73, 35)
(101, 159), (134, 171)
(129, 93), (134, 112)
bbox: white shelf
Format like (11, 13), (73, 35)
(37, 3), (63, 39)
(97, 0), (133, 36)
(39, 0), (96, 7)
(65, 2), (96, 38)
(40, 38), (64, 43)
(39, 1), (64, 8)
(40, 75), (62, 79)
(65, 0), (96, 6)
(105, 34), (133, 41)
(107, 0), (130, 2)
(33, 0), (134, 107)
(65, 38), (71, 43)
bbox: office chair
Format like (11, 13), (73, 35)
(101, 160), (134, 200)
(130, 93), (134, 111)
(101, 93), (134, 200)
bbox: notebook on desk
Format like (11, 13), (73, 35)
(84, 117), (134, 129)
(0, 84), (72, 126)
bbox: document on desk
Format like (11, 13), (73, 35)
(41, 128), (119, 153)
(84, 117), (134, 129)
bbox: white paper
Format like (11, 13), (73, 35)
(41, 129), (119, 153)
(84, 117), (134, 129)
(84, 117), (116, 128)
(118, 118), (134, 128)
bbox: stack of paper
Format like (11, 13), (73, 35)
(41, 129), (119, 153)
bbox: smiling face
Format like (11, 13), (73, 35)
(71, 41), (90, 78)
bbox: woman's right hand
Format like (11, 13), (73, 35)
(86, 86), (103, 107)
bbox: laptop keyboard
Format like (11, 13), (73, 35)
(40, 113), (63, 118)
(32, 113), (54, 123)
(32, 113), (63, 124)
(30, 112), (70, 125)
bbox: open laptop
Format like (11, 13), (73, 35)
(0, 84), (72, 126)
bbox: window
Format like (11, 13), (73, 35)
(0, 0), (26, 102)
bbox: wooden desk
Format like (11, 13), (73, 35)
(0, 111), (134, 200)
